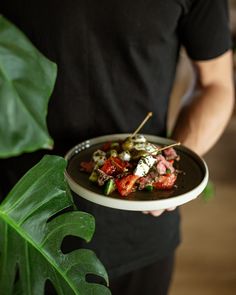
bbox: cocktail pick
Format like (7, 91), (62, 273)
(131, 112), (153, 138)
(157, 142), (181, 152)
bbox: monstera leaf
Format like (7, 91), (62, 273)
(0, 155), (111, 295)
(0, 15), (57, 158)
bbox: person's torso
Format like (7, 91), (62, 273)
(1, 0), (190, 148)
(0, 1), (185, 276)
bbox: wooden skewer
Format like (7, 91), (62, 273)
(131, 112), (153, 138)
(128, 112), (180, 151)
(157, 142), (181, 152)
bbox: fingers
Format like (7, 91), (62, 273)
(142, 207), (176, 217)
(166, 206), (176, 211)
(142, 209), (165, 217)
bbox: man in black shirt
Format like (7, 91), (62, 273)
(0, 1), (234, 294)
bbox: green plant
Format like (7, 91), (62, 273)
(0, 16), (111, 294)
(201, 180), (215, 202)
(0, 156), (111, 295)
(0, 15), (56, 157)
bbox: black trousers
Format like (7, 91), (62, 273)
(109, 253), (175, 295)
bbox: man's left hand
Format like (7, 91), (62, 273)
(143, 207), (176, 217)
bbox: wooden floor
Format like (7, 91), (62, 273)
(169, 116), (236, 295)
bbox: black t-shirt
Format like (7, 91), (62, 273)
(0, 0), (231, 278)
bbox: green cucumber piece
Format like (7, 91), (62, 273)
(104, 179), (116, 195)
(89, 170), (98, 182)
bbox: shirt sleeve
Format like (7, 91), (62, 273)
(178, 0), (232, 61)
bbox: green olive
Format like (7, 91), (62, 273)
(131, 150), (148, 160)
(122, 138), (134, 151)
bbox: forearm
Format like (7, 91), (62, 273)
(172, 83), (234, 156)
(172, 50), (235, 156)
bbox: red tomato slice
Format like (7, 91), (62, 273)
(110, 157), (128, 172)
(153, 173), (177, 190)
(101, 159), (116, 175)
(101, 142), (112, 151)
(101, 157), (128, 175)
(115, 175), (139, 197)
(80, 161), (94, 173)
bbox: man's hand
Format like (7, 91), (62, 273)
(143, 207), (176, 217)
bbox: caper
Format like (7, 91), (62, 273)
(108, 149), (118, 157)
